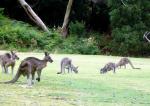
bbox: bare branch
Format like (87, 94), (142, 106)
(121, 0), (127, 6)
(18, 0), (50, 34)
(143, 31), (150, 43)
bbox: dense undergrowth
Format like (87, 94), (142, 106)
(0, 14), (99, 54)
(0, 9), (149, 56)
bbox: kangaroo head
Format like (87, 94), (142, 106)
(100, 68), (107, 74)
(44, 52), (53, 63)
(73, 66), (78, 73)
(11, 51), (19, 60)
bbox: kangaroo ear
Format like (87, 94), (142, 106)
(10, 51), (14, 54)
(44, 52), (49, 56)
(44, 52), (47, 56)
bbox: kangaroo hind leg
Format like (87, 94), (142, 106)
(36, 70), (41, 82)
(27, 64), (32, 86)
(32, 72), (36, 84)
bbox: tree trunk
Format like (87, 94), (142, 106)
(18, 0), (50, 33)
(61, 0), (74, 38)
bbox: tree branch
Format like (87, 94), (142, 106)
(143, 31), (150, 43)
(18, 0), (50, 33)
(121, 0), (127, 6)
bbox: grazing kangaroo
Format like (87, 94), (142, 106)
(116, 57), (140, 69)
(57, 57), (78, 74)
(0, 52), (12, 73)
(100, 62), (116, 74)
(1, 52), (53, 86)
(4, 51), (19, 75)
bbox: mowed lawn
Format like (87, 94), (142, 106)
(0, 52), (150, 106)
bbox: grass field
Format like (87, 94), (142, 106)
(0, 52), (150, 106)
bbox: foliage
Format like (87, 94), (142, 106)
(0, 15), (45, 50)
(69, 21), (86, 37)
(108, 26), (142, 56)
(0, 14), (99, 54)
(105, 0), (150, 56)
(59, 36), (99, 54)
(0, 0), (150, 56)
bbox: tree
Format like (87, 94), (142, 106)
(107, 0), (150, 56)
(18, 0), (50, 33)
(61, 0), (74, 37)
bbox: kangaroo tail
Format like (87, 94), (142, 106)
(128, 60), (141, 69)
(5, 70), (21, 84)
(0, 66), (21, 84)
(57, 60), (63, 74)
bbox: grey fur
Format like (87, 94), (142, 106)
(57, 57), (78, 74)
(0, 53), (10, 73)
(1, 52), (53, 86)
(5, 51), (19, 75)
(116, 57), (140, 69)
(100, 62), (116, 74)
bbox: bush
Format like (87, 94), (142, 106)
(44, 33), (63, 52)
(0, 13), (149, 56)
(108, 26), (144, 56)
(69, 21), (86, 37)
(57, 36), (99, 54)
(0, 15), (50, 51)
(0, 14), (99, 55)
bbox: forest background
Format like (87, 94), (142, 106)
(0, 0), (149, 56)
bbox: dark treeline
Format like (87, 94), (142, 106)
(0, 0), (149, 56)
(0, 0), (110, 33)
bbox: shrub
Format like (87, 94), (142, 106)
(0, 13), (149, 56)
(69, 21), (86, 37)
(0, 15), (99, 55)
(108, 26), (143, 56)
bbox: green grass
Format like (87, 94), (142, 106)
(0, 52), (150, 106)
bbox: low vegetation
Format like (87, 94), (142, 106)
(0, 14), (149, 56)
(0, 14), (99, 55)
(0, 53), (150, 106)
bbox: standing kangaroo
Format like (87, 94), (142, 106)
(100, 62), (116, 74)
(116, 57), (140, 69)
(0, 52), (12, 73)
(4, 51), (19, 75)
(1, 52), (53, 86)
(57, 57), (78, 74)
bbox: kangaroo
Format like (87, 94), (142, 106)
(100, 62), (116, 74)
(116, 57), (140, 69)
(57, 57), (78, 74)
(65, 64), (78, 74)
(4, 51), (19, 75)
(1, 52), (53, 86)
(0, 52), (12, 73)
